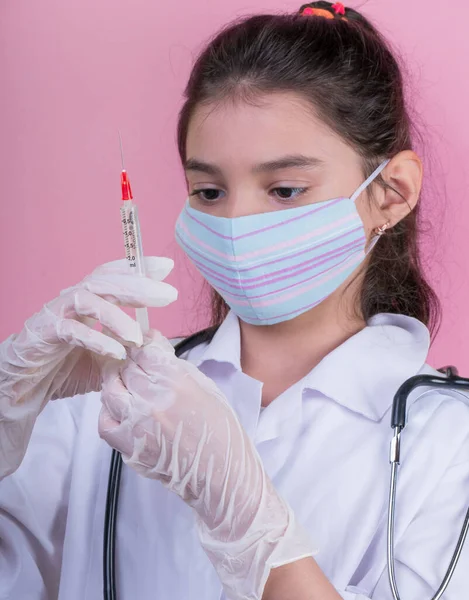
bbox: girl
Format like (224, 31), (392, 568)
(1, 2), (468, 599)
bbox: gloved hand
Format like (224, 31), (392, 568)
(99, 330), (314, 600)
(0, 257), (177, 479)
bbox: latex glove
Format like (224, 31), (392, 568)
(99, 330), (314, 600)
(0, 257), (177, 480)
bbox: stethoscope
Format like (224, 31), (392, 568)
(102, 329), (469, 600)
(387, 366), (469, 600)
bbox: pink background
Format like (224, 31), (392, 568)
(1, 1), (468, 371)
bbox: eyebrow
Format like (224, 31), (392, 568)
(184, 154), (324, 176)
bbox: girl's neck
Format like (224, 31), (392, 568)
(239, 287), (365, 407)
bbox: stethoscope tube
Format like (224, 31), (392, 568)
(388, 367), (469, 600)
(391, 367), (469, 428)
(103, 448), (123, 600)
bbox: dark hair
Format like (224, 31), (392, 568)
(177, 1), (441, 338)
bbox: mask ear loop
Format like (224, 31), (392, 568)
(350, 159), (391, 203)
(349, 159), (391, 254)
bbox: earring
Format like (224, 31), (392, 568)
(375, 222), (390, 236)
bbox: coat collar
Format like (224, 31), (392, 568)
(193, 311), (431, 422)
(302, 313), (430, 421)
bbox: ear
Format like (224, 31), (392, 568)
(378, 150), (423, 227)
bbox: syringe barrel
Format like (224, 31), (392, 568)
(120, 200), (150, 333)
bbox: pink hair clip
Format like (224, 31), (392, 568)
(332, 2), (346, 15)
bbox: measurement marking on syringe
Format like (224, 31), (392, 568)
(121, 212), (138, 267)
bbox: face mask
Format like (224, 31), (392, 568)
(175, 159), (390, 326)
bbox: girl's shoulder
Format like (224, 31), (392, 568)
(402, 362), (469, 474)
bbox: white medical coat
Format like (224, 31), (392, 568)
(1, 312), (468, 600)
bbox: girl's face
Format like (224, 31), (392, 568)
(184, 92), (382, 241)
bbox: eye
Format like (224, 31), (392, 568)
(189, 188), (225, 203)
(270, 187), (309, 202)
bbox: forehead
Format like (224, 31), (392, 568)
(185, 92), (352, 164)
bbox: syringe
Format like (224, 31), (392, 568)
(119, 133), (150, 334)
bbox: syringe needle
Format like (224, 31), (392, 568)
(118, 130), (126, 171)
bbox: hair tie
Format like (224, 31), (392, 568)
(301, 3), (348, 21)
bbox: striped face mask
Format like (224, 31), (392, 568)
(175, 160), (390, 326)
